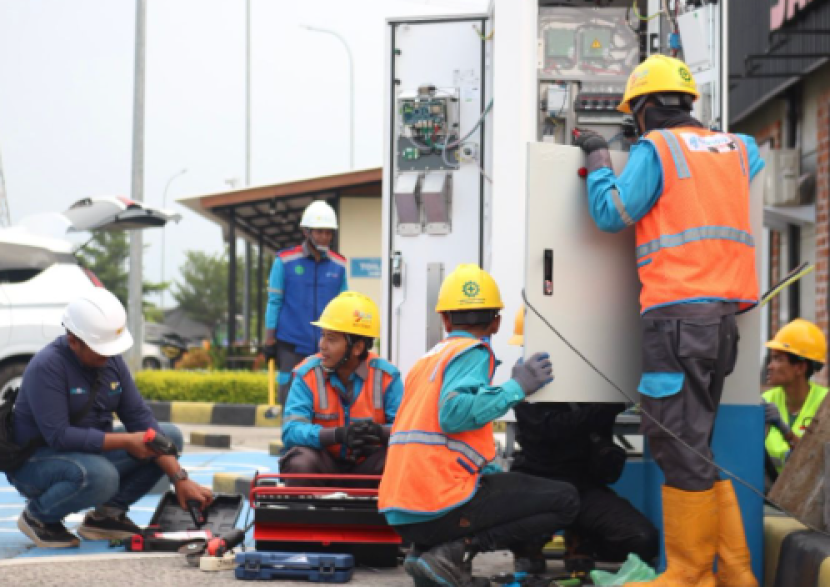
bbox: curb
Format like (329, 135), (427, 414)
(146, 401), (281, 427)
(213, 473), (255, 495)
(190, 431), (232, 448)
(268, 439), (284, 456)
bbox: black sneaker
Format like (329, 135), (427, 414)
(410, 539), (468, 587)
(77, 511), (142, 541)
(17, 510), (80, 548)
(514, 553), (547, 574)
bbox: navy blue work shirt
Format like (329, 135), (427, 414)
(13, 336), (161, 453)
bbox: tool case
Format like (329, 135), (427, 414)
(125, 491), (244, 552)
(235, 552), (354, 583)
(250, 474), (402, 567)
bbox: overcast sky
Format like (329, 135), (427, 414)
(0, 0), (487, 307)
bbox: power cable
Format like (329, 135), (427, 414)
(521, 288), (830, 537)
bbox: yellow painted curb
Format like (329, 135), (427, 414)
(255, 405), (282, 427)
(819, 558), (830, 587)
(269, 439), (284, 456)
(213, 472), (246, 494)
(170, 402), (214, 424)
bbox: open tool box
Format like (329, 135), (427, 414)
(250, 473), (402, 567)
(125, 491), (244, 552)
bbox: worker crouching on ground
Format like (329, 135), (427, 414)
(575, 55), (765, 587)
(280, 292), (402, 487)
(379, 264), (579, 587)
(6, 289), (213, 548)
(507, 305), (659, 576)
(263, 200), (348, 407)
(763, 319), (828, 477)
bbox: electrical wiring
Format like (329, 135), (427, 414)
(472, 25), (494, 41)
(521, 288), (830, 538)
(631, 0), (663, 21)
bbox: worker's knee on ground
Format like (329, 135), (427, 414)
(158, 422), (184, 453)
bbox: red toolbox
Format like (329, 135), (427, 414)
(250, 473), (402, 567)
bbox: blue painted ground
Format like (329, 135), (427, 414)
(0, 451), (276, 559)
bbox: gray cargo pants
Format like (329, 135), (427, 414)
(639, 302), (740, 491)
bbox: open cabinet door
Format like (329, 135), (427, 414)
(62, 196), (181, 232)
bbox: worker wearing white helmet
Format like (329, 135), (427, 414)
(264, 200), (348, 407)
(6, 288), (213, 548)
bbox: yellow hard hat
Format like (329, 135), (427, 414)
(618, 54), (699, 114)
(312, 292), (380, 338)
(766, 319), (827, 364)
(435, 264), (504, 312)
(508, 305), (525, 346)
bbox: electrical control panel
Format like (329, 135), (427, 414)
(396, 88), (460, 171)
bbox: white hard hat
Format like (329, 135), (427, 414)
(300, 201), (338, 230)
(62, 288), (134, 356)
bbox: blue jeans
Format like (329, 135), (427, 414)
(6, 423), (184, 523)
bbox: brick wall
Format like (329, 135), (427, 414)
(816, 91), (830, 384)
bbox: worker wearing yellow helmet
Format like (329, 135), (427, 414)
(506, 305), (658, 576)
(280, 292), (403, 487)
(380, 265), (579, 587)
(762, 319), (828, 476)
(575, 54), (765, 587)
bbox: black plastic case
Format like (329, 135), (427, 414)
(148, 491), (244, 533)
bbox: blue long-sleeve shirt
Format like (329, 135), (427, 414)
(586, 132), (765, 233)
(13, 336), (160, 452)
(385, 331), (523, 526)
(264, 244), (349, 332)
(282, 357), (403, 451)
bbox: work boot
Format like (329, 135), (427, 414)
(625, 485), (718, 587)
(512, 546), (547, 575)
(404, 545), (438, 587)
(409, 539), (473, 587)
(77, 510), (142, 541)
(17, 509), (80, 548)
(405, 542), (484, 587)
(714, 480), (759, 587)
(563, 530), (596, 575)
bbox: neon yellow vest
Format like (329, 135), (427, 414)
(763, 382), (828, 473)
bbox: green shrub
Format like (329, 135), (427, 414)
(135, 370), (271, 404)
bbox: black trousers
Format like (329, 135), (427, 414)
(393, 472), (579, 553)
(276, 341), (308, 406)
(279, 446), (387, 488)
(639, 303), (740, 491)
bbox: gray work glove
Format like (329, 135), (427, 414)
(574, 130), (611, 173)
(511, 352), (554, 396)
(762, 400), (792, 436)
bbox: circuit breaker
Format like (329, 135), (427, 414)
(397, 88), (460, 171)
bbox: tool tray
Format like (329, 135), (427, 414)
(251, 474), (401, 567)
(235, 551), (355, 583)
(125, 491), (244, 552)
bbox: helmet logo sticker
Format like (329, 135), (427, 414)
(352, 309), (373, 328)
(678, 66), (692, 82)
(462, 281), (480, 298)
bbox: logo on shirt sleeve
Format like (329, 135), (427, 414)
(69, 387), (88, 396)
(108, 381), (123, 396)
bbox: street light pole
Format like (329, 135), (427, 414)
(160, 168), (187, 312)
(301, 25), (354, 170)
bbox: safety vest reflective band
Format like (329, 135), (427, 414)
(379, 337), (496, 517)
(763, 383), (829, 474)
(637, 128), (759, 314)
(296, 352), (392, 459)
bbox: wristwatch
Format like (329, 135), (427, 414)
(169, 468), (189, 483)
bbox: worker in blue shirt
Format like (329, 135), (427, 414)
(7, 289), (212, 549)
(575, 55), (763, 587)
(379, 265), (579, 587)
(263, 200), (348, 408)
(280, 292), (402, 487)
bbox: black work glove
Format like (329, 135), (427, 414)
(763, 400), (792, 436)
(573, 130), (609, 154)
(262, 342), (278, 362)
(511, 352), (554, 397)
(334, 421), (384, 452)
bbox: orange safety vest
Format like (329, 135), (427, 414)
(379, 337), (496, 517)
(636, 127), (759, 314)
(296, 352), (394, 459)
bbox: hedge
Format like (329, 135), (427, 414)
(135, 370), (271, 404)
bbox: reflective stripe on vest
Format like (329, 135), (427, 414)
(390, 430), (488, 469)
(635, 127), (759, 313)
(379, 337), (497, 516)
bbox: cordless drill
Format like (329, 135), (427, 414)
(143, 428), (179, 457)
